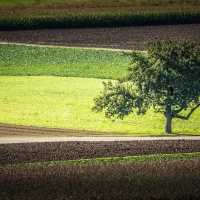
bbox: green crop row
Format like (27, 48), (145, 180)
(2, 152), (200, 168)
(1, 0), (200, 8)
(0, 7), (200, 30)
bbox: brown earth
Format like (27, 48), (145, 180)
(0, 24), (200, 163)
(0, 123), (118, 137)
(0, 24), (200, 50)
(1, 140), (200, 164)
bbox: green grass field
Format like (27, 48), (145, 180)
(0, 43), (199, 135)
(0, 44), (129, 79)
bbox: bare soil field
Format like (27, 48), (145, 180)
(0, 24), (200, 50)
(0, 123), (114, 137)
(1, 140), (200, 164)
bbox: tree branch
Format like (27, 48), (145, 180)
(174, 103), (200, 120)
(173, 106), (185, 115)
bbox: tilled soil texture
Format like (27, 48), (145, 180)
(1, 140), (200, 164)
(0, 123), (113, 137)
(0, 24), (200, 50)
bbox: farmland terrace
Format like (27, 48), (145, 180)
(0, 24), (200, 163)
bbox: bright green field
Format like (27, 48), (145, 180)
(0, 44), (199, 135)
(0, 76), (199, 135)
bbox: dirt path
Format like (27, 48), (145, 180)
(1, 136), (200, 144)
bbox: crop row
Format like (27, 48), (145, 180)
(0, 7), (200, 30)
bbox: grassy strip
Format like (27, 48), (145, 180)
(0, 6), (200, 30)
(1, 0), (200, 7)
(0, 44), (129, 79)
(1, 152), (200, 168)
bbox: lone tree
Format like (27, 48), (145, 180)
(93, 38), (200, 133)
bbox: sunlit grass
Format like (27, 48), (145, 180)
(0, 44), (199, 136)
(0, 76), (199, 136)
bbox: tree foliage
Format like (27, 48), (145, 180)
(93, 38), (200, 133)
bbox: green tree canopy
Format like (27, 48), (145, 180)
(93, 38), (200, 133)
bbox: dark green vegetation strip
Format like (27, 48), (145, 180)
(0, 44), (130, 79)
(1, 0), (199, 7)
(0, 0), (200, 30)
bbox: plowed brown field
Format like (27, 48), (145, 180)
(0, 24), (200, 50)
(1, 140), (200, 164)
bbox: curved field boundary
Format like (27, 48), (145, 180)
(0, 41), (133, 52)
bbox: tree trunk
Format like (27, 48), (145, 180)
(165, 115), (173, 134)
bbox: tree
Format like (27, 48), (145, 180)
(92, 38), (200, 133)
